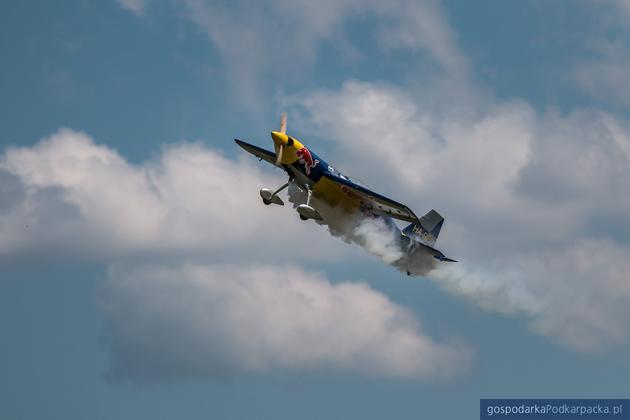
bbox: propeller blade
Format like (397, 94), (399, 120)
(275, 143), (284, 166)
(280, 112), (287, 134)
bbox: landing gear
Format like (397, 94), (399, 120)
(259, 182), (289, 206)
(296, 185), (323, 221)
(259, 181), (323, 222)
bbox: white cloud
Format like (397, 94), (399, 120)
(290, 81), (530, 201)
(100, 263), (470, 381)
(0, 128), (345, 261)
(0, 129), (473, 380)
(289, 80), (630, 351)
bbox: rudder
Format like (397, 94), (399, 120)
(402, 209), (444, 247)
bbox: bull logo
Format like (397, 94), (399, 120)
(296, 147), (319, 175)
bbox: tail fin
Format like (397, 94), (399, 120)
(402, 209), (444, 247)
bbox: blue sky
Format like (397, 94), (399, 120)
(2, 1), (630, 419)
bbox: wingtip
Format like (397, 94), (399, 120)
(434, 254), (458, 263)
(234, 138), (248, 148)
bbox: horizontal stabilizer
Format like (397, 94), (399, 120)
(434, 254), (457, 263)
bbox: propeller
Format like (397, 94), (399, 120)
(276, 143), (284, 166)
(275, 112), (287, 166)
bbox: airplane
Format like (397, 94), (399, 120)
(234, 113), (456, 272)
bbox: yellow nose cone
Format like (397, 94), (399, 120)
(271, 131), (288, 145)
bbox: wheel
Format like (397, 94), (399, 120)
(263, 198), (271, 205)
(300, 214), (308, 221)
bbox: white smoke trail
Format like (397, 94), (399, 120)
(286, 183), (540, 315)
(287, 184), (436, 274)
(428, 263), (543, 316)
(285, 184), (630, 351)
(353, 218), (405, 264)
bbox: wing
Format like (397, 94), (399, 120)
(321, 172), (420, 224)
(234, 139), (277, 166)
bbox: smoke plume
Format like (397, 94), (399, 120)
(287, 184), (437, 275)
(287, 183), (630, 352)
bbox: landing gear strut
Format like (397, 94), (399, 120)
(296, 185), (323, 221)
(259, 182), (289, 206)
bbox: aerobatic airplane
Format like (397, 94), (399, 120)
(235, 114), (456, 269)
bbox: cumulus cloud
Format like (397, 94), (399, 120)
(0, 128), (344, 261)
(100, 263), (470, 382)
(288, 80), (630, 351)
(0, 129), (473, 380)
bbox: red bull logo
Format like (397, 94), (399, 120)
(296, 147), (319, 175)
